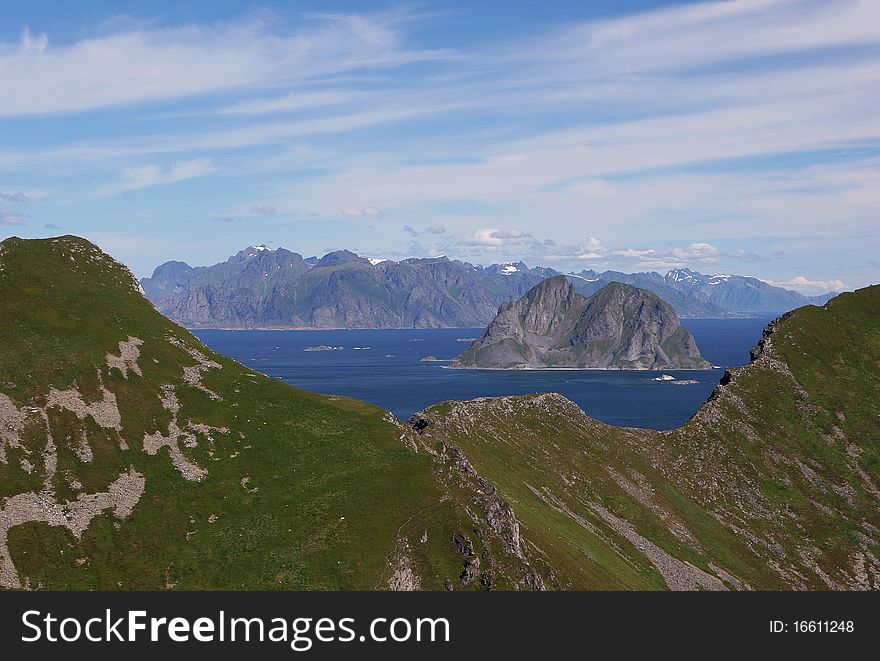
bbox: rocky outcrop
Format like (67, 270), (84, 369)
(397, 415), (554, 590)
(453, 277), (711, 370)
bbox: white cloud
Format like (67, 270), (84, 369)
(250, 205), (277, 216)
(0, 1), (877, 289)
(606, 242), (723, 269)
(0, 14), (439, 118)
(671, 242), (721, 262)
(0, 191), (29, 202)
(258, 1), (879, 260)
(98, 159), (216, 195)
(550, 0), (880, 76)
(343, 206), (382, 217)
(765, 276), (847, 294)
(0, 208), (26, 225)
(216, 90), (368, 116)
(575, 236), (606, 259)
(424, 224), (446, 235)
(462, 228), (531, 247)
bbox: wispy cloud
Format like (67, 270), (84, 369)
(0, 191), (29, 202)
(610, 242), (721, 269)
(0, 13), (440, 118)
(402, 223), (445, 237)
(0, 208), (26, 226)
(97, 159), (216, 195)
(1, 1), (877, 287)
(216, 90), (369, 116)
(342, 206), (382, 217)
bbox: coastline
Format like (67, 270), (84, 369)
(187, 325), (487, 331)
(178, 317), (768, 331)
(442, 364), (722, 372)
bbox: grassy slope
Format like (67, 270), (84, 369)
(414, 286), (880, 589)
(4, 236), (876, 591)
(0, 236), (452, 590)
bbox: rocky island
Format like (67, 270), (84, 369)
(452, 276), (712, 370)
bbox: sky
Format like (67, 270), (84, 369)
(0, 0), (878, 293)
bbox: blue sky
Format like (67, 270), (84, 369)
(1, 0), (878, 293)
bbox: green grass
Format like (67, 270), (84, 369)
(2, 236), (878, 591)
(414, 285), (880, 590)
(0, 236), (457, 590)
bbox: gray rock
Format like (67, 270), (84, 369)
(453, 276), (712, 370)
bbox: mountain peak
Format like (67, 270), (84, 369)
(316, 249), (368, 267)
(665, 267), (704, 283)
(456, 279), (710, 370)
(529, 273), (574, 294)
(2, 235), (144, 297)
(229, 245), (278, 262)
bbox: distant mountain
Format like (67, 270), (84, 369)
(141, 247), (837, 329)
(662, 268), (836, 315)
(453, 277), (711, 370)
(567, 269), (728, 317)
(567, 267), (835, 317)
(142, 248), (552, 328)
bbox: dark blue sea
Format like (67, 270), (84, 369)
(194, 318), (770, 430)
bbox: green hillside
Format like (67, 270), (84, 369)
(0, 236), (528, 590)
(2, 236), (877, 591)
(410, 285), (880, 589)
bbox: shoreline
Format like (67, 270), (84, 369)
(441, 365), (721, 372)
(184, 318), (769, 332)
(190, 326), (487, 331)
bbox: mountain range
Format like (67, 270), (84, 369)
(452, 277), (711, 370)
(141, 246), (837, 329)
(2, 235), (877, 590)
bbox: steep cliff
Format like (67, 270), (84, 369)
(453, 277), (711, 369)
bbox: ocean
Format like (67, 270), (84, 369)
(194, 318), (771, 430)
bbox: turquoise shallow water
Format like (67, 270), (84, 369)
(195, 318), (770, 430)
